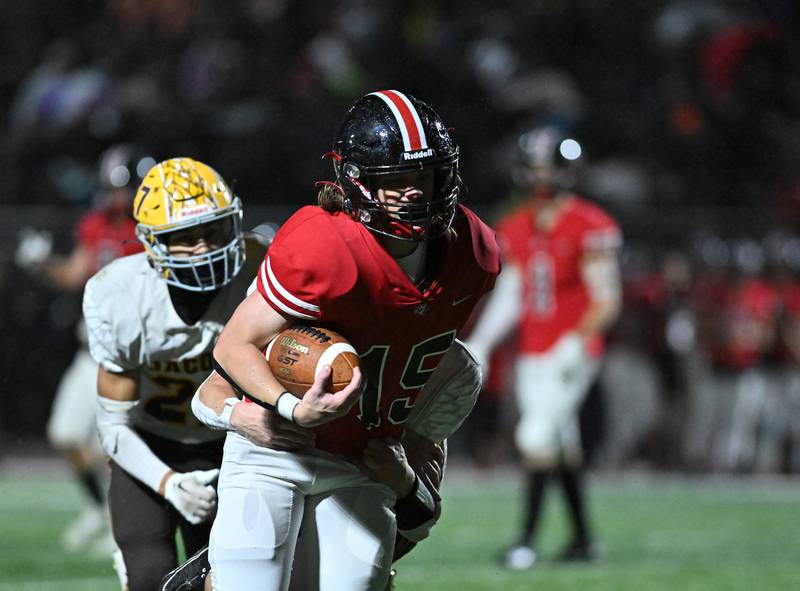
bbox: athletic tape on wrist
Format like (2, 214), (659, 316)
(276, 391), (301, 422)
(191, 391), (240, 431)
(219, 397), (240, 428)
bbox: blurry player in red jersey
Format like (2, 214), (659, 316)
(465, 126), (622, 569)
(14, 144), (152, 553)
(710, 242), (781, 472)
(189, 90), (499, 591)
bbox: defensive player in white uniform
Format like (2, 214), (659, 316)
(84, 157), (270, 591)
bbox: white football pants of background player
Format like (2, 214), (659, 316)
(514, 335), (599, 464)
(466, 258), (619, 466)
(195, 340), (481, 591)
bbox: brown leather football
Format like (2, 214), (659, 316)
(266, 325), (360, 397)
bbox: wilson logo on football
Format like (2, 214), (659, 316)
(280, 337), (310, 355)
(402, 148), (434, 161)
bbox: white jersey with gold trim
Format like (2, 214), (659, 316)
(84, 235), (266, 444)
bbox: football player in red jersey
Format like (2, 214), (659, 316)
(465, 126), (622, 569)
(14, 144), (151, 554)
(710, 243), (781, 472)
(187, 90), (499, 591)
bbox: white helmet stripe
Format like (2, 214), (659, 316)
(390, 90), (428, 150)
(369, 90), (428, 152)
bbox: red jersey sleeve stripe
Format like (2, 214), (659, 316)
(257, 259), (319, 320)
(369, 90), (427, 151)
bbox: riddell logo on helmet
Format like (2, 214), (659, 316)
(177, 205), (213, 219)
(402, 148), (434, 161)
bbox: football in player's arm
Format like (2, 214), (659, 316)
(84, 157), (269, 591)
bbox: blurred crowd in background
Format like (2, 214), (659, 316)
(2, 0), (800, 475)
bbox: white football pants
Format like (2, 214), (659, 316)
(514, 349), (599, 465)
(47, 348), (100, 450)
(209, 433), (396, 591)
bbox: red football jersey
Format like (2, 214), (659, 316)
(712, 278), (780, 369)
(257, 205), (501, 458)
(77, 210), (142, 273)
(496, 196), (621, 355)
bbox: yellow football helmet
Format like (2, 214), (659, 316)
(133, 157), (245, 292)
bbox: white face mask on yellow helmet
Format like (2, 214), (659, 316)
(133, 157), (245, 292)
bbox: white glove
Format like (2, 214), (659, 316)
(163, 468), (220, 524)
(15, 227), (53, 269)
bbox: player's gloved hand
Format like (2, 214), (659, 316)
(552, 332), (586, 380)
(163, 469), (220, 524)
(402, 430), (445, 498)
(14, 227), (53, 269)
(231, 403), (316, 450)
(293, 365), (364, 428)
(358, 438), (416, 497)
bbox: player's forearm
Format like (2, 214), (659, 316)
(213, 340), (287, 406)
(96, 395), (172, 494)
(96, 368), (173, 494)
(574, 297), (621, 338)
(406, 340), (481, 443)
(43, 260), (84, 291)
(465, 265), (523, 355)
(196, 373), (231, 415)
(192, 373), (241, 431)
(382, 459), (417, 498)
(213, 290), (290, 408)
(43, 248), (94, 291)
(578, 250), (621, 338)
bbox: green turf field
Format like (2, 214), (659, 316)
(1, 466), (798, 590)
